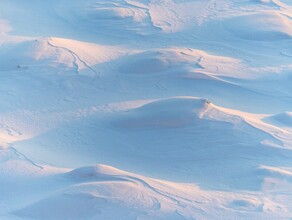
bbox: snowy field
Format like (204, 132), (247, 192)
(0, 0), (292, 219)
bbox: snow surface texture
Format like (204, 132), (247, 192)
(0, 0), (291, 219)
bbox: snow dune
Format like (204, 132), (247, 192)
(0, 0), (291, 219)
(224, 12), (292, 41)
(267, 112), (292, 127)
(12, 164), (292, 220)
(11, 97), (292, 193)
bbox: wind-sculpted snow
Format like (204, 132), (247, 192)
(224, 12), (292, 41)
(0, 0), (292, 219)
(10, 97), (292, 193)
(11, 164), (292, 220)
(267, 112), (292, 127)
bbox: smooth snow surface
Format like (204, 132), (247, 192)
(0, 0), (291, 219)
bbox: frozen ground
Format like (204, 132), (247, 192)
(0, 0), (291, 219)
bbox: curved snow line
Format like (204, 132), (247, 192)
(47, 39), (98, 75)
(10, 146), (44, 170)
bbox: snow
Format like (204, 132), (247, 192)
(224, 12), (292, 41)
(268, 112), (292, 127)
(0, 0), (291, 219)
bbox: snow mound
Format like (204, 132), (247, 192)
(68, 164), (127, 181)
(13, 97), (283, 189)
(114, 97), (211, 128)
(0, 37), (124, 75)
(119, 50), (199, 75)
(13, 164), (292, 220)
(224, 12), (292, 41)
(0, 38), (74, 72)
(268, 112), (292, 127)
(15, 165), (195, 220)
(15, 183), (163, 220)
(118, 48), (240, 79)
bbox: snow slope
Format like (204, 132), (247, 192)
(0, 0), (291, 219)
